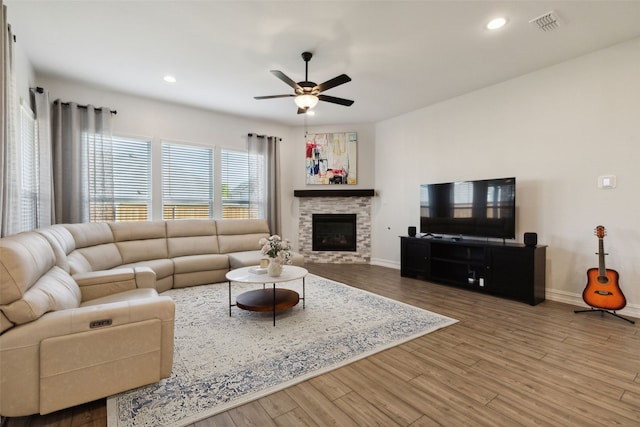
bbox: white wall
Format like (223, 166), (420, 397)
(12, 26), (36, 109)
(373, 37), (640, 317)
(37, 75), (289, 146)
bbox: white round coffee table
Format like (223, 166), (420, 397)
(226, 265), (308, 326)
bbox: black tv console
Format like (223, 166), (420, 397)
(400, 236), (546, 305)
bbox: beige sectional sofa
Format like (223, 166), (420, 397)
(0, 219), (303, 417)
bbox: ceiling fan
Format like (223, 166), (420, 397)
(254, 51), (354, 114)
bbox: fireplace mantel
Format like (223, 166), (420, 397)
(293, 189), (375, 198)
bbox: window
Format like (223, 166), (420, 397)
(162, 142), (213, 219)
(19, 104), (37, 232)
(113, 137), (151, 221)
(220, 148), (259, 219)
(89, 136), (151, 222)
(82, 139), (265, 222)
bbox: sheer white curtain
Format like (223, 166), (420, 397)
(0, 4), (20, 236)
(248, 134), (281, 235)
(52, 101), (114, 224)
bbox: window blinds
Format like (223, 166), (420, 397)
(220, 148), (256, 219)
(19, 104), (37, 232)
(111, 137), (151, 221)
(162, 142), (214, 219)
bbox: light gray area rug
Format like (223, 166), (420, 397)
(107, 273), (457, 426)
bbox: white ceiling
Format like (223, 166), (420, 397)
(7, 1), (640, 126)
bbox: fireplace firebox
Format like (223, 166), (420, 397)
(312, 214), (357, 252)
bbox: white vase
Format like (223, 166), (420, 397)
(267, 259), (283, 277)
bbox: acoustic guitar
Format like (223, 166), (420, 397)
(582, 225), (626, 311)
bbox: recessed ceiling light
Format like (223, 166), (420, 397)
(163, 75), (177, 83)
(486, 17), (507, 30)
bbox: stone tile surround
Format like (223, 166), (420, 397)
(297, 195), (372, 263)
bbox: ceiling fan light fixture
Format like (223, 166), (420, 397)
(163, 75), (177, 83)
(486, 17), (507, 30)
(294, 94), (319, 109)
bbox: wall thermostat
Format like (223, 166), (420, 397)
(598, 175), (616, 189)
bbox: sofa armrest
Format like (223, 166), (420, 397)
(0, 295), (174, 416)
(133, 266), (156, 288)
(74, 267), (157, 302)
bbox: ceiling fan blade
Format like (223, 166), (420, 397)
(271, 70), (302, 91)
(254, 94), (295, 100)
(318, 94), (354, 106)
(314, 74), (351, 93)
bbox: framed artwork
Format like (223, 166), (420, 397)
(305, 132), (357, 185)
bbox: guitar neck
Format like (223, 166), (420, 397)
(598, 237), (607, 276)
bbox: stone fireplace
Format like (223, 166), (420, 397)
(295, 190), (374, 263)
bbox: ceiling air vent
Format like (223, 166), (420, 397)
(529, 11), (561, 32)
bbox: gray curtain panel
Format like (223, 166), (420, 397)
(248, 134), (281, 235)
(31, 87), (54, 228)
(52, 101), (114, 224)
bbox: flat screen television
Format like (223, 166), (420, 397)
(420, 177), (516, 239)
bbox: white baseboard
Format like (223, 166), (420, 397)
(546, 288), (639, 320)
(370, 258), (400, 270)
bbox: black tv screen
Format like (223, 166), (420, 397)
(420, 177), (516, 239)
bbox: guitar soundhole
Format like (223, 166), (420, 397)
(597, 276), (609, 284)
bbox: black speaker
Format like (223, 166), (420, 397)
(408, 226), (417, 237)
(524, 232), (537, 247)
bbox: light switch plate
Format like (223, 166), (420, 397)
(598, 175), (616, 189)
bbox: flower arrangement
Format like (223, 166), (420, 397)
(259, 235), (292, 264)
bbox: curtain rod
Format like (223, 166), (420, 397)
(247, 133), (281, 141)
(53, 99), (117, 115)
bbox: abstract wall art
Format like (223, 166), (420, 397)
(305, 132), (357, 185)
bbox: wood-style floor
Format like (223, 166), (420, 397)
(4, 263), (639, 427)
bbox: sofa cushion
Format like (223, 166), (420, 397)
(117, 240), (168, 264)
(80, 287), (159, 306)
(64, 223), (123, 274)
(110, 221), (167, 242)
(0, 232), (57, 305)
(172, 253), (229, 288)
(111, 221), (168, 263)
(215, 219), (270, 254)
(36, 225), (76, 272)
(172, 254), (229, 273)
(65, 223), (114, 248)
(69, 244), (123, 274)
(226, 251), (266, 269)
(167, 220), (219, 257)
(173, 270), (228, 289)
(1, 266), (81, 325)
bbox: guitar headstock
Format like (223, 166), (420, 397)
(595, 225), (606, 239)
